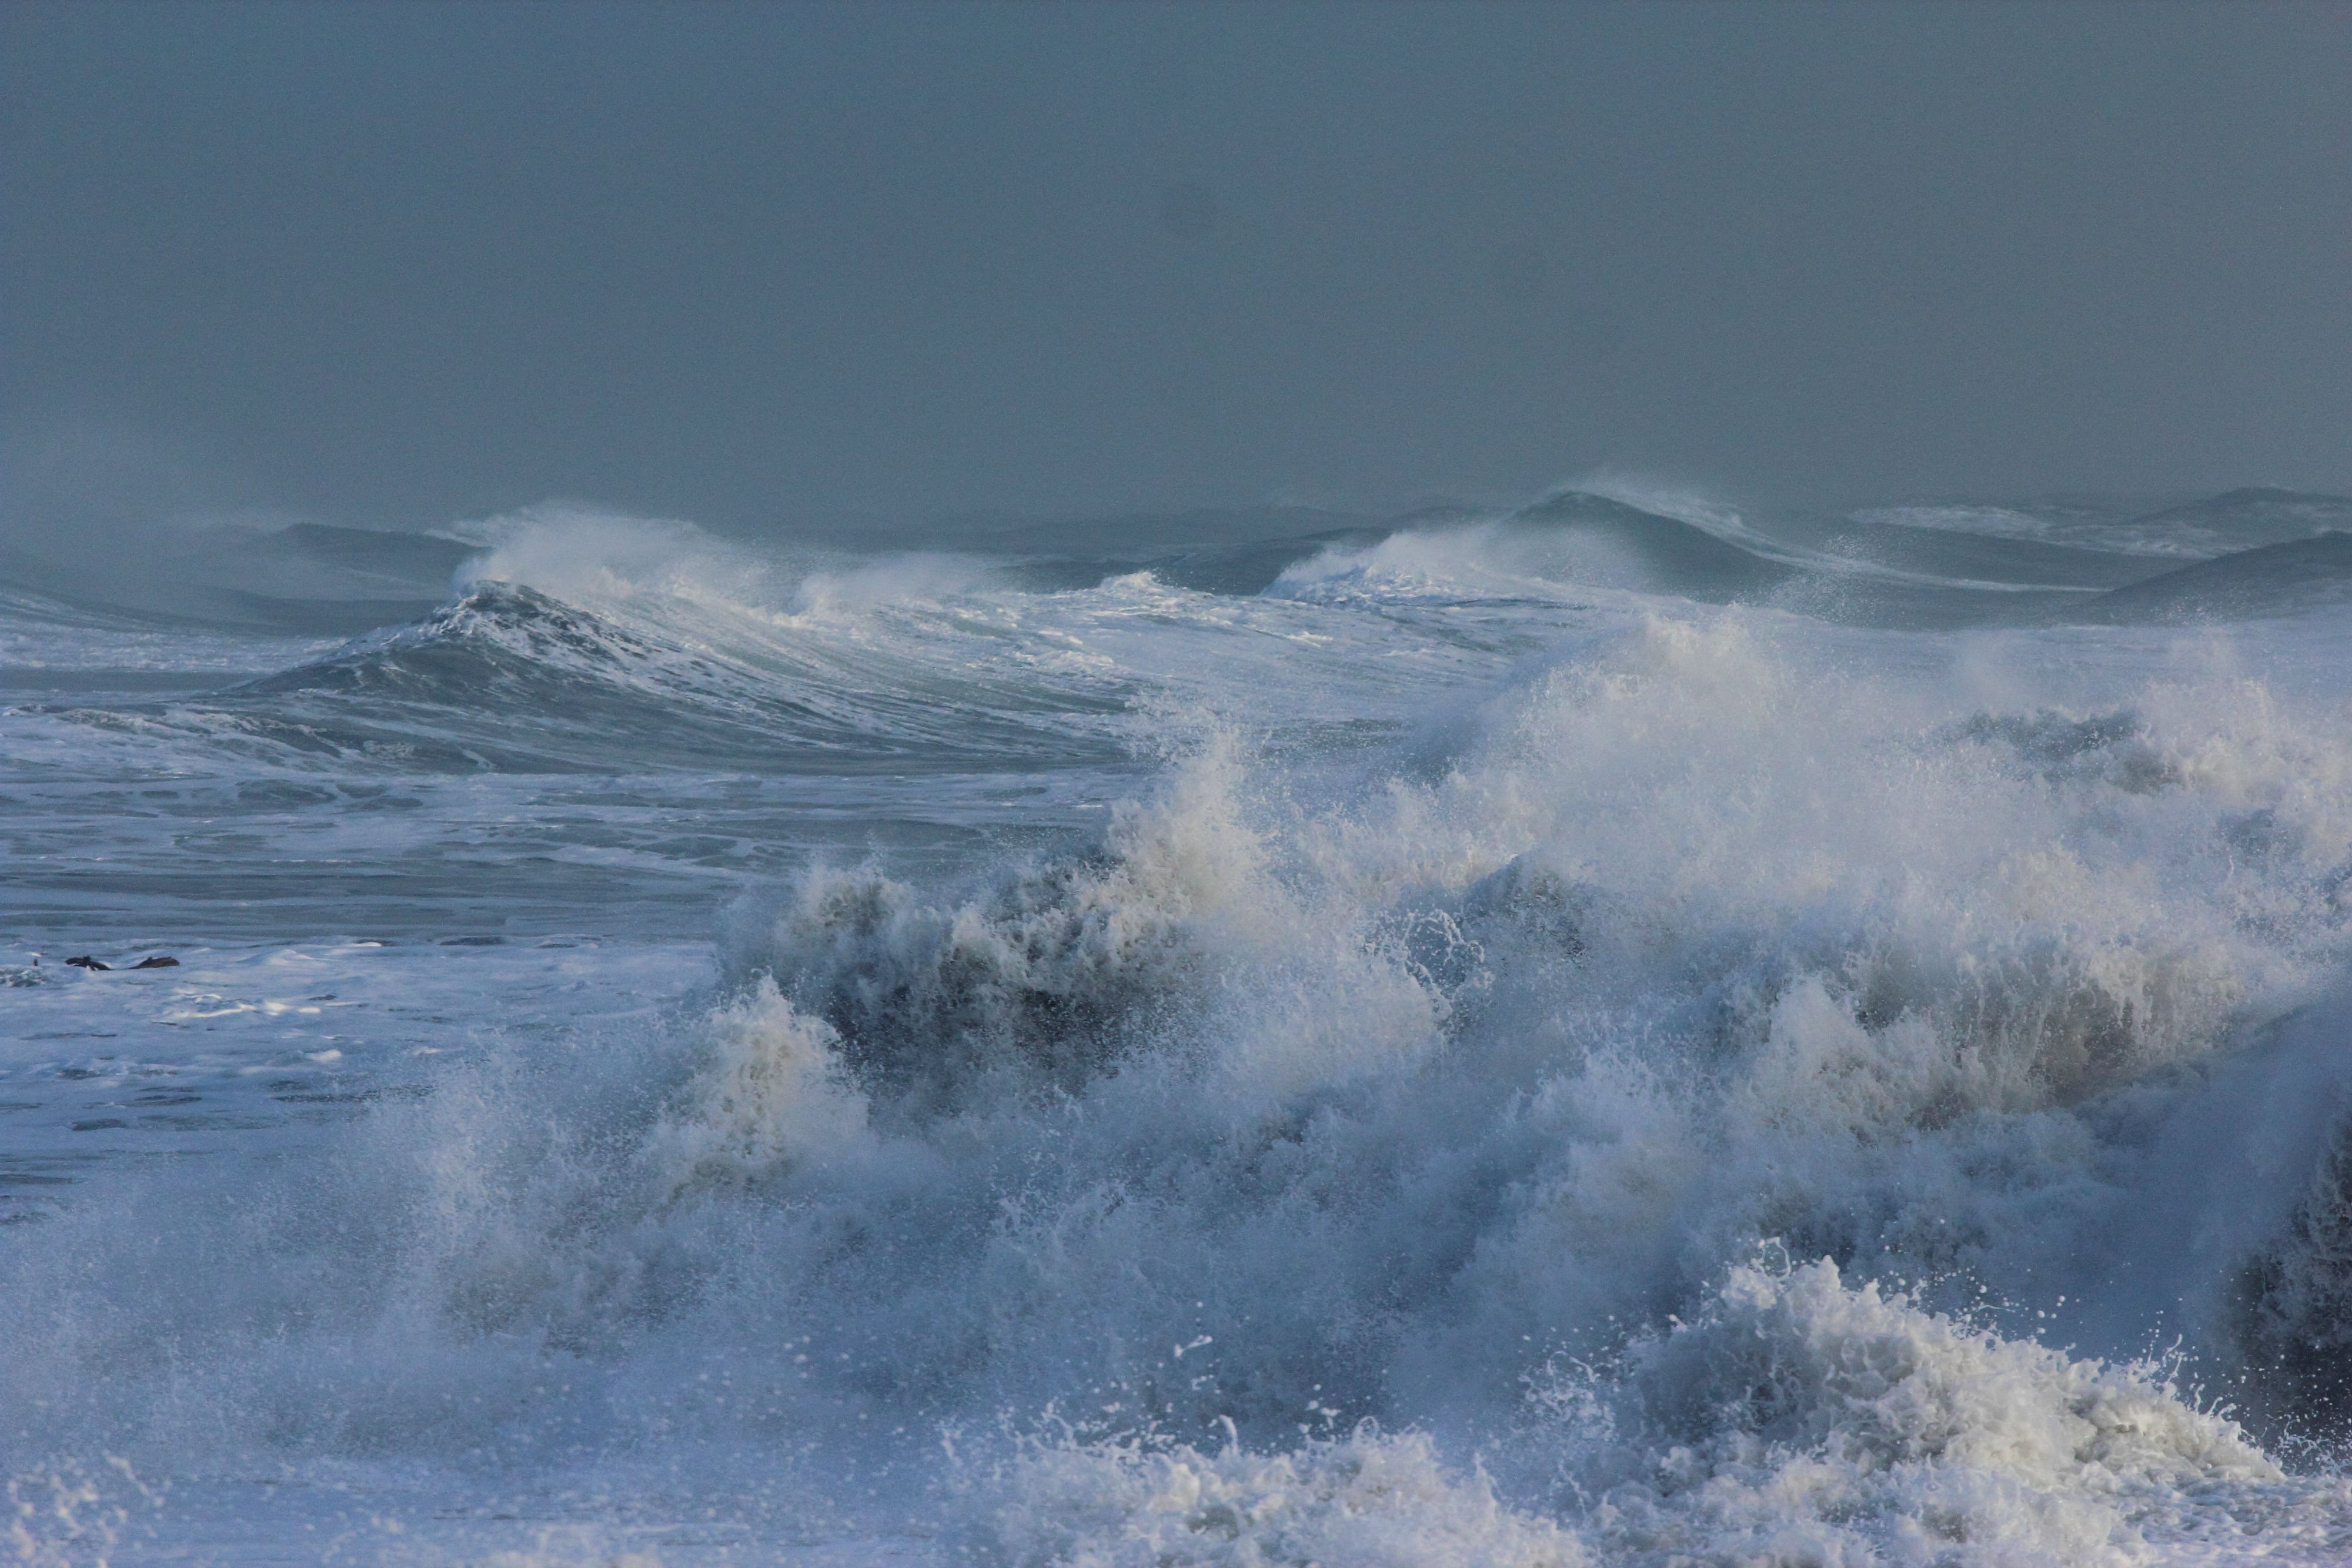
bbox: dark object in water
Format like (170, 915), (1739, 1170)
(132, 956), (181, 969)
(64, 956), (111, 971)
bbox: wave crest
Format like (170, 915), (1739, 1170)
(1548, 1258), (2293, 1566)
(737, 740), (1277, 1112)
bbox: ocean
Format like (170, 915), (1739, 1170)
(6, 484), (2352, 1564)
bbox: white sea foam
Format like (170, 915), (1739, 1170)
(449, 506), (754, 603)
(979, 1428), (1582, 1567)
(970, 1257), (2338, 1567)
(8, 499), (2352, 1563)
(1542, 1257), (2336, 1567)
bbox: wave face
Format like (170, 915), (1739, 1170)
(6, 495), (2352, 1563)
(218, 578), (1130, 773)
(1858, 488), (2352, 563)
(2063, 533), (2352, 625)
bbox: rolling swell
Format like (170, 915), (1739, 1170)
(73, 579), (1134, 774)
(239, 581), (694, 701)
(192, 582), (842, 772)
(1265, 490), (1800, 610)
(2129, 487), (2352, 557)
(1505, 489), (1800, 598)
(2062, 531), (2352, 624)
(1264, 489), (2156, 627)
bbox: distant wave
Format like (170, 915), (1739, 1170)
(1261, 489), (2143, 628)
(1866, 487), (2352, 563)
(1266, 489), (1798, 607)
(34, 576), (1130, 775)
(2130, 486), (2352, 549)
(1505, 488), (1803, 596)
(2060, 531), (2352, 624)
(0, 517), (471, 635)
(238, 581), (690, 700)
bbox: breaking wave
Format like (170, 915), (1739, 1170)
(1267, 489), (1798, 607)
(11, 493), (2352, 1562)
(29, 521), (1144, 774)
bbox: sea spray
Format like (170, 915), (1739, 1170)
(10, 499), (2352, 1561)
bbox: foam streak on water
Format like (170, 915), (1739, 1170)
(6, 493), (2352, 1564)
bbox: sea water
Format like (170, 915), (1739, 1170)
(6, 486), (2352, 1564)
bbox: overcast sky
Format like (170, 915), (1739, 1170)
(4, 1), (2348, 534)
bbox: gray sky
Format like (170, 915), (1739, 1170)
(4, 1), (2349, 535)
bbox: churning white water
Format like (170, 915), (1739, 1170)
(7, 489), (2352, 1564)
